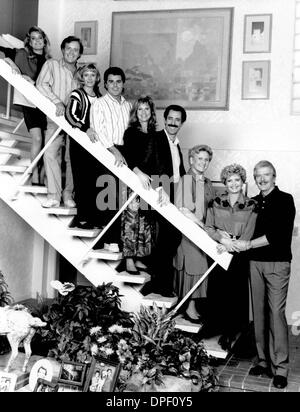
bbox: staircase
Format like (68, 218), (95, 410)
(0, 59), (233, 357)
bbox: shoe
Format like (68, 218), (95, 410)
(183, 312), (202, 324)
(42, 198), (60, 208)
(273, 375), (287, 389)
(249, 365), (273, 378)
(115, 259), (140, 275)
(218, 335), (233, 351)
(63, 198), (76, 208)
(134, 260), (148, 270)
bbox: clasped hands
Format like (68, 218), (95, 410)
(217, 230), (251, 254)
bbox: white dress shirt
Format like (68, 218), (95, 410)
(165, 130), (181, 183)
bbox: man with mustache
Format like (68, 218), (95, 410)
(235, 160), (295, 389)
(141, 105), (186, 298)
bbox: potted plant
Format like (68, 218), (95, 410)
(38, 283), (133, 363)
(89, 303), (218, 392)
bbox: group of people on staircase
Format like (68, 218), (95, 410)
(0, 26), (296, 390)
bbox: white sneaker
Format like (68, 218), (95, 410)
(64, 198), (76, 208)
(42, 198), (60, 208)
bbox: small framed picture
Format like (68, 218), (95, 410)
(57, 383), (83, 392)
(58, 361), (87, 387)
(0, 372), (17, 392)
(243, 14), (272, 53)
(242, 60), (271, 100)
(74, 21), (98, 55)
(34, 378), (59, 392)
(83, 357), (121, 392)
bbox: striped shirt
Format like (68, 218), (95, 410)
(90, 93), (131, 148)
(36, 58), (78, 105)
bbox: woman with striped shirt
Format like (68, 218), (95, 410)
(65, 63), (102, 229)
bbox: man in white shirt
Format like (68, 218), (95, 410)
(90, 67), (131, 244)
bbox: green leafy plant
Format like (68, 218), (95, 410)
(39, 283), (132, 363)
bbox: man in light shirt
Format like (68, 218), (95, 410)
(90, 67), (131, 246)
(141, 105), (186, 297)
(36, 35), (83, 208)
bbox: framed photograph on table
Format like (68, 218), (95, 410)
(242, 60), (270, 100)
(83, 357), (121, 392)
(243, 14), (272, 53)
(74, 21), (98, 55)
(34, 378), (59, 392)
(58, 360), (87, 387)
(0, 372), (17, 392)
(110, 8), (233, 110)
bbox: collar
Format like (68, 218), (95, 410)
(60, 58), (77, 73)
(216, 191), (248, 208)
(105, 92), (126, 105)
(187, 168), (206, 182)
(164, 129), (179, 145)
(259, 185), (278, 200)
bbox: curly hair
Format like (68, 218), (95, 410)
(75, 63), (102, 97)
(220, 163), (247, 185)
(128, 95), (157, 133)
(24, 26), (51, 59)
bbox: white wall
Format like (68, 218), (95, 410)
(38, 0), (300, 323)
(0, 199), (33, 302)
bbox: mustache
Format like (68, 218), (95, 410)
(167, 124), (178, 128)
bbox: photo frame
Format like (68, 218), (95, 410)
(83, 357), (121, 392)
(57, 383), (83, 392)
(34, 378), (59, 392)
(243, 14), (272, 53)
(0, 372), (17, 392)
(74, 21), (98, 55)
(242, 60), (270, 100)
(212, 180), (248, 197)
(58, 360), (87, 387)
(111, 8), (233, 109)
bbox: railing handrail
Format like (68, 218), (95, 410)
(0, 59), (232, 270)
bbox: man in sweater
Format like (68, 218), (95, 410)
(237, 160), (296, 389)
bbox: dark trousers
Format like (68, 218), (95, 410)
(147, 213), (182, 295)
(206, 253), (250, 338)
(69, 139), (101, 224)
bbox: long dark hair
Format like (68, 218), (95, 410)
(128, 95), (157, 133)
(24, 26), (51, 59)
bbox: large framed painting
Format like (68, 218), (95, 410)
(110, 8), (233, 110)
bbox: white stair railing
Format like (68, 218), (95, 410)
(0, 59), (232, 271)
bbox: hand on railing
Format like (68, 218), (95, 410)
(86, 127), (100, 143)
(55, 102), (65, 116)
(108, 146), (127, 167)
(134, 168), (152, 190)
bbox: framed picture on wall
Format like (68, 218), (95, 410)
(110, 8), (233, 110)
(243, 14), (272, 53)
(74, 21), (98, 55)
(242, 60), (270, 100)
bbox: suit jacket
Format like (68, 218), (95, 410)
(141, 129), (185, 203)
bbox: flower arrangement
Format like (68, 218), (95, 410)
(89, 303), (218, 392)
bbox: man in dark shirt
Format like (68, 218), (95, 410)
(238, 160), (295, 389)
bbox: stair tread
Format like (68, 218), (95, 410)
(18, 185), (48, 194)
(0, 164), (27, 172)
(89, 249), (123, 260)
(42, 206), (77, 215)
(68, 227), (101, 238)
(174, 314), (202, 333)
(142, 293), (178, 309)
